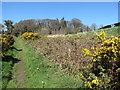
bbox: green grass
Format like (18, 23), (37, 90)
(2, 61), (12, 88)
(1, 47), (18, 88)
(7, 37), (84, 88)
(66, 26), (120, 37)
(93, 26), (119, 36)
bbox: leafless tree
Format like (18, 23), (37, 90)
(71, 18), (83, 29)
(91, 23), (98, 30)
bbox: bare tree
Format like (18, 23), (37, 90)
(71, 18), (83, 29)
(13, 19), (37, 36)
(91, 23), (98, 30)
(80, 25), (91, 32)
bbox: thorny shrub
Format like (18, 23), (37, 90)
(82, 30), (120, 89)
(0, 34), (15, 58)
(20, 32), (40, 40)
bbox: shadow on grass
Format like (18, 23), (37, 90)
(2, 46), (22, 88)
(3, 56), (20, 64)
(2, 56), (20, 88)
(10, 47), (22, 51)
(3, 46), (22, 63)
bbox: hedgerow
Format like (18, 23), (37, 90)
(0, 34), (15, 58)
(20, 32), (40, 40)
(82, 30), (120, 89)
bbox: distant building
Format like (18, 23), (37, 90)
(114, 22), (120, 26)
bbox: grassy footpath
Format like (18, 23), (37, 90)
(7, 37), (84, 88)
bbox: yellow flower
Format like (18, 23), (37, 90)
(92, 79), (99, 86)
(85, 81), (92, 88)
(91, 47), (95, 50)
(98, 56), (101, 59)
(116, 68), (120, 72)
(111, 36), (114, 38)
(82, 49), (92, 56)
(96, 30), (106, 42)
(20, 32), (40, 40)
(107, 79), (111, 83)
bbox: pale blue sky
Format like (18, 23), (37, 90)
(2, 2), (118, 27)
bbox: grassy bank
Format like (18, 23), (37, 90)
(28, 26), (120, 78)
(66, 26), (120, 37)
(7, 38), (84, 88)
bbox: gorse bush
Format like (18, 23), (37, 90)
(20, 32), (40, 40)
(0, 34), (15, 88)
(0, 34), (15, 58)
(82, 30), (120, 89)
(96, 30), (106, 42)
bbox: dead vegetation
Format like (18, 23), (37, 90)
(28, 34), (99, 75)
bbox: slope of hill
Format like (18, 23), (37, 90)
(6, 38), (84, 88)
(3, 26), (120, 88)
(67, 26), (120, 37)
(28, 26), (119, 75)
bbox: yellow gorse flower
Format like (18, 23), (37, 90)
(85, 81), (92, 88)
(92, 79), (99, 86)
(96, 30), (106, 42)
(116, 68), (120, 72)
(0, 34), (15, 58)
(82, 49), (92, 56)
(82, 29), (120, 88)
(20, 32), (40, 40)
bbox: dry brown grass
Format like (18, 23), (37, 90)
(28, 34), (99, 75)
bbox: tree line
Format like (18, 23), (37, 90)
(0, 18), (99, 36)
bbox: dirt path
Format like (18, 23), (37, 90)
(15, 60), (24, 88)
(13, 38), (25, 88)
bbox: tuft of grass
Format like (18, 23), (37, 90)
(7, 80), (18, 88)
